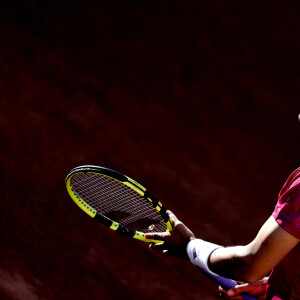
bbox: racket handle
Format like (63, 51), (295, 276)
(196, 267), (257, 300)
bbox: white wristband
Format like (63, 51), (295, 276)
(186, 239), (223, 275)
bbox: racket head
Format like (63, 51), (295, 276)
(65, 165), (173, 243)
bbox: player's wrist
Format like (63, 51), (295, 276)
(185, 236), (195, 245)
(186, 239), (223, 275)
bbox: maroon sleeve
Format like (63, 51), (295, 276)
(272, 168), (300, 239)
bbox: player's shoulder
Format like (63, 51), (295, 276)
(273, 168), (300, 239)
(280, 167), (300, 195)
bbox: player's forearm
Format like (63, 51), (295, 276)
(208, 245), (262, 283)
(187, 239), (265, 283)
(208, 216), (300, 283)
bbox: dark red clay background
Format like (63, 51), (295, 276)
(1, 2), (300, 299)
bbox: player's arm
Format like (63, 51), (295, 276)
(208, 215), (299, 283)
(145, 212), (299, 283)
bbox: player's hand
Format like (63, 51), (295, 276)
(145, 211), (195, 260)
(219, 278), (268, 300)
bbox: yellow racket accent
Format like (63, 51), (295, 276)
(123, 181), (145, 196)
(66, 176), (97, 218)
(110, 222), (119, 231)
(127, 177), (146, 192)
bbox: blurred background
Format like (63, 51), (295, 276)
(0, 1), (299, 299)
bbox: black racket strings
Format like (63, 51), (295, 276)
(71, 173), (151, 216)
(70, 172), (167, 233)
(71, 173), (166, 232)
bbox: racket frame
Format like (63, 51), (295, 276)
(66, 165), (173, 243)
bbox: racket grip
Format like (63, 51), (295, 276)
(196, 267), (257, 300)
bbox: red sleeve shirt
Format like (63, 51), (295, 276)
(272, 167), (300, 239)
(266, 167), (300, 300)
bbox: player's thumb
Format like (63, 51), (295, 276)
(167, 210), (181, 226)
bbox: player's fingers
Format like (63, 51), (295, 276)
(219, 287), (230, 299)
(167, 210), (181, 227)
(145, 231), (170, 241)
(235, 281), (245, 285)
(227, 284), (249, 296)
(218, 292), (243, 300)
(150, 242), (168, 251)
(218, 287), (243, 300)
(225, 286), (247, 300)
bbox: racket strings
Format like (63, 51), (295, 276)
(73, 176), (150, 217)
(71, 173), (167, 233)
(73, 175), (165, 232)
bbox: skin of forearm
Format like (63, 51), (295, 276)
(207, 216), (299, 283)
(208, 245), (266, 283)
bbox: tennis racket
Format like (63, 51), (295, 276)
(65, 165), (256, 300)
